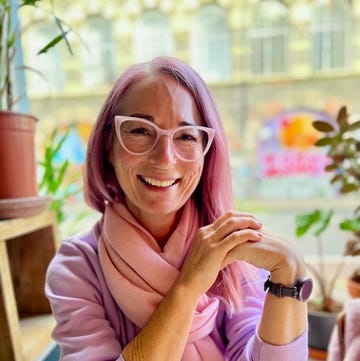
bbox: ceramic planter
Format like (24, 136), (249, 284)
(0, 111), (38, 199)
(308, 309), (337, 359)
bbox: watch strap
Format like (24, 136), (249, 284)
(264, 276), (301, 300)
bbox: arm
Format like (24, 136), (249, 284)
(236, 226), (308, 346)
(224, 271), (308, 361)
(125, 212), (309, 361)
(46, 239), (124, 361)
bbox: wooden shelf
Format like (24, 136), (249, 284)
(20, 315), (56, 361)
(0, 211), (59, 361)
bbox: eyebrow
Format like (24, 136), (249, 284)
(129, 113), (195, 127)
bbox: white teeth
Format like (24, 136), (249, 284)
(142, 177), (176, 188)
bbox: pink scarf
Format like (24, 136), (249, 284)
(98, 200), (224, 360)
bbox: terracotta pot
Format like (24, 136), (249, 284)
(0, 111), (38, 199)
(347, 274), (360, 298)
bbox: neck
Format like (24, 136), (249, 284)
(146, 212), (182, 248)
(125, 203), (183, 248)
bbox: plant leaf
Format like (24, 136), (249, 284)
(295, 209), (333, 237)
(53, 15), (73, 55)
(340, 218), (360, 233)
(347, 121), (360, 132)
(337, 106), (348, 126)
(37, 33), (69, 55)
(313, 209), (333, 236)
(314, 137), (334, 147)
(313, 121), (335, 133)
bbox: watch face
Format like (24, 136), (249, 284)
(299, 278), (313, 301)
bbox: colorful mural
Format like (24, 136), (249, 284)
(255, 109), (336, 199)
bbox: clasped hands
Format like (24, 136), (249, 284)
(178, 211), (306, 296)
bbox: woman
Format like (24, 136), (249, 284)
(46, 56), (310, 361)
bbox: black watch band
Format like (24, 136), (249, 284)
(264, 275), (313, 302)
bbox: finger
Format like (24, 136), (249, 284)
(212, 210), (259, 229)
(217, 228), (263, 255)
(205, 212), (262, 242)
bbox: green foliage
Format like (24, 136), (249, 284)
(38, 129), (80, 224)
(294, 106), (360, 311)
(313, 106), (360, 195)
(0, 0), (73, 109)
(295, 209), (333, 237)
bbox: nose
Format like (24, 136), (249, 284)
(148, 135), (176, 166)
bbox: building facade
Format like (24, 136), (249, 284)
(20, 0), (360, 204)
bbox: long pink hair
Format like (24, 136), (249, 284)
(84, 56), (256, 313)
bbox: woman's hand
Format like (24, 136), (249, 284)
(227, 226), (306, 285)
(178, 211), (305, 296)
(177, 211), (263, 295)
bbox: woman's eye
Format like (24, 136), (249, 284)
(180, 133), (196, 141)
(130, 127), (151, 135)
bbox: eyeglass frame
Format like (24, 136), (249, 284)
(114, 115), (216, 162)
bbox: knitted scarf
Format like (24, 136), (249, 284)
(98, 200), (224, 360)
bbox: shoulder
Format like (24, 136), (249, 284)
(46, 222), (104, 295)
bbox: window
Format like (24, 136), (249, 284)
(190, 4), (231, 82)
(25, 22), (65, 95)
(311, 0), (351, 71)
(80, 15), (115, 87)
(134, 10), (174, 62)
(248, 0), (288, 75)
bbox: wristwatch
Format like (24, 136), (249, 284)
(264, 275), (313, 302)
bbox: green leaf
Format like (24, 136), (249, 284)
(341, 183), (359, 193)
(348, 121), (360, 132)
(295, 209), (333, 237)
(313, 121), (335, 133)
(314, 137), (334, 147)
(330, 173), (343, 184)
(37, 33), (69, 55)
(54, 15), (73, 55)
(324, 163), (338, 172)
(340, 218), (360, 233)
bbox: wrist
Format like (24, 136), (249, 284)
(270, 258), (307, 286)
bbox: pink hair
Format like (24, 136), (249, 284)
(84, 56), (256, 313)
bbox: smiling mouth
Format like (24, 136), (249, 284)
(140, 176), (178, 188)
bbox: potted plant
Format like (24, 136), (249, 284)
(312, 105), (360, 297)
(0, 0), (72, 216)
(295, 106), (360, 357)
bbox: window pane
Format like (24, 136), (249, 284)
(24, 22), (65, 95)
(249, 1), (288, 75)
(80, 16), (115, 87)
(311, 0), (351, 71)
(135, 10), (174, 62)
(190, 4), (231, 82)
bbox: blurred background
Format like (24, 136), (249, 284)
(18, 0), (360, 255)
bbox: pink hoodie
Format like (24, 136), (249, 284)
(45, 222), (308, 361)
(327, 299), (360, 361)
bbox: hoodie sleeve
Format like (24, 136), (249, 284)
(45, 236), (124, 361)
(224, 271), (308, 361)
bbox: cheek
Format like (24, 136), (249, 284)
(111, 142), (134, 167)
(184, 161), (204, 186)
(111, 145), (137, 183)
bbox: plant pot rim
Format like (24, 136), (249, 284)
(308, 308), (339, 317)
(349, 276), (360, 284)
(0, 110), (38, 121)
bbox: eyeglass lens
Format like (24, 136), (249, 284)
(119, 119), (211, 160)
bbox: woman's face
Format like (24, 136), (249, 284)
(110, 73), (205, 227)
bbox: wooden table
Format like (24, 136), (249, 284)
(0, 211), (59, 361)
